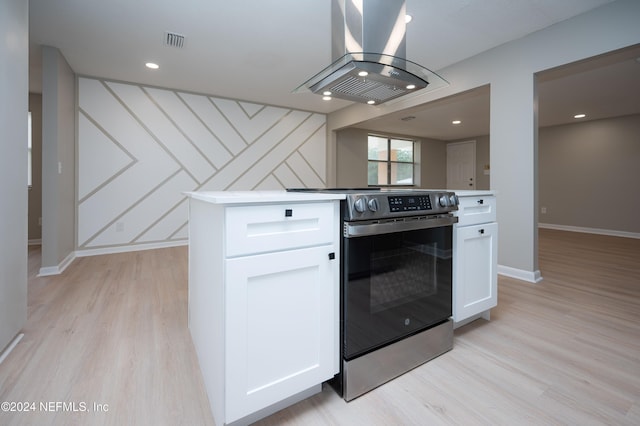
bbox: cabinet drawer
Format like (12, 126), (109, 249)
(456, 195), (496, 226)
(226, 202), (336, 257)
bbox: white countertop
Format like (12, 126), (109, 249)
(185, 190), (345, 205)
(185, 189), (494, 204)
(454, 189), (496, 197)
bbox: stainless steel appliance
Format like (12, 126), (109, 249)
(294, 0), (448, 105)
(287, 188), (459, 401)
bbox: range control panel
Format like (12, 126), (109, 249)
(345, 191), (459, 221)
(388, 195), (432, 212)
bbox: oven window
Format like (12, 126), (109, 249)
(369, 243), (437, 314)
(344, 227), (452, 359)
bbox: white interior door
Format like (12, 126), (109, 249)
(447, 140), (476, 190)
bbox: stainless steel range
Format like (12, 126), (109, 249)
(288, 188), (459, 401)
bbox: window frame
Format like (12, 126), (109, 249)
(367, 134), (416, 187)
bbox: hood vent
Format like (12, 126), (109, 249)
(295, 0), (447, 105)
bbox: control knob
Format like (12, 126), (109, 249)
(438, 194), (448, 207)
(449, 194), (459, 206)
(353, 197), (367, 213)
(368, 198), (379, 212)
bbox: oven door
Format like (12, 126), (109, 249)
(343, 217), (454, 360)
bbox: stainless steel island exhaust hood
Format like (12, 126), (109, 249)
(295, 0), (448, 105)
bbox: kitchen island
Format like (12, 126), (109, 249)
(185, 191), (343, 426)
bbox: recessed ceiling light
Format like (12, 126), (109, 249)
(405, 14), (413, 24)
(406, 84), (416, 90)
(322, 91), (332, 96)
(367, 100), (376, 105)
(452, 120), (462, 125)
(322, 96), (332, 101)
(145, 62), (159, 70)
(574, 114), (586, 119)
(358, 71), (369, 77)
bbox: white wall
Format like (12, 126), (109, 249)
(328, 0), (640, 282)
(77, 77), (327, 252)
(0, 0), (28, 352)
(40, 46), (76, 275)
(539, 114), (640, 236)
(335, 128), (368, 187)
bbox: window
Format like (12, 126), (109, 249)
(28, 111), (32, 188)
(367, 135), (415, 186)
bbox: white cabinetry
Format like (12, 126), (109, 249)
(187, 194), (340, 426)
(453, 193), (498, 326)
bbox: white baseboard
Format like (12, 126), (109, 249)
(539, 223), (640, 239)
(75, 239), (187, 257)
(498, 264), (543, 283)
(0, 333), (24, 365)
(35, 240), (187, 276)
(38, 250), (76, 276)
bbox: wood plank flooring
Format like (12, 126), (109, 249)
(1, 247), (214, 425)
(1, 229), (639, 425)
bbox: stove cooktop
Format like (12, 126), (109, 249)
(286, 187), (379, 194)
(287, 188), (459, 221)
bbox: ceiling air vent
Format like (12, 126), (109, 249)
(164, 32), (185, 48)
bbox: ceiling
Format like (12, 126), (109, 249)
(29, 0), (639, 140)
(357, 44), (640, 140)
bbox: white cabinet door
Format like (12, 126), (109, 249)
(224, 245), (338, 423)
(453, 222), (498, 321)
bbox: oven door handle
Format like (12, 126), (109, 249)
(344, 215), (458, 238)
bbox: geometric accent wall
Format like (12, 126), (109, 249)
(78, 77), (326, 250)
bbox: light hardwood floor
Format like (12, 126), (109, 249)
(1, 229), (638, 425)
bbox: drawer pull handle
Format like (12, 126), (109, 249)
(479, 228), (485, 234)
(477, 199), (484, 205)
(285, 209), (293, 217)
(328, 252), (335, 260)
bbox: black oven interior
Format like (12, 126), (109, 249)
(343, 226), (453, 360)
